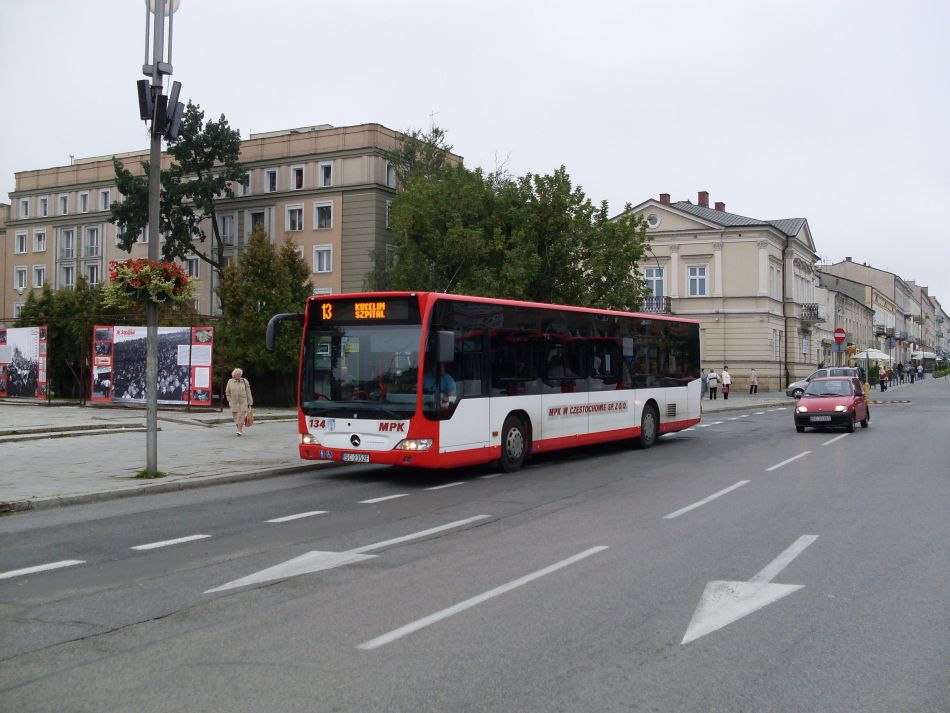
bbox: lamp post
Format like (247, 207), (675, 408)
(139, 0), (184, 476)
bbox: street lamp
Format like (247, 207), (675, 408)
(138, 0), (185, 476)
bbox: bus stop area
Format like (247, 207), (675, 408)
(0, 392), (789, 514)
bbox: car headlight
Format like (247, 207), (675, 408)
(797, 406), (808, 413)
(301, 433), (319, 445)
(394, 439), (433, 451)
(834, 405), (846, 412)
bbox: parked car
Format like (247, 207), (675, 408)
(786, 367), (859, 398)
(794, 377), (869, 433)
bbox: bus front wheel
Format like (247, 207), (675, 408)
(638, 404), (659, 449)
(499, 416), (527, 472)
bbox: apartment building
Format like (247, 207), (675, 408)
(626, 191), (823, 391)
(2, 123), (444, 319)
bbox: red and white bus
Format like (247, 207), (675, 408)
(267, 292), (701, 472)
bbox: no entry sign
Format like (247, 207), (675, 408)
(834, 328), (847, 343)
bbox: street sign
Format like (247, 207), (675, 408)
(834, 328), (847, 343)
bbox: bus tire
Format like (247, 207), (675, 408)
(637, 404), (659, 449)
(499, 415), (527, 472)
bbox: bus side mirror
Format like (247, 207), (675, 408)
(437, 330), (455, 363)
(266, 313), (304, 350)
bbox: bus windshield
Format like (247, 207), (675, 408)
(301, 324), (421, 419)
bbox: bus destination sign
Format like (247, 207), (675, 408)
(313, 297), (418, 325)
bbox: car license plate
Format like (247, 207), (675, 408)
(810, 415), (832, 422)
(342, 452), (370, 463)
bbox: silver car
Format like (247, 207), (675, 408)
(786, 367), (860, 398)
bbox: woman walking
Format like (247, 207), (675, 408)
(225, 368), (253, 436)
(749, 368), (758, 394)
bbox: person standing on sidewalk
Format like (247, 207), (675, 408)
(918, 363), (924, 381)
(701, 369), (709, 399)
(721, 366), (732, 399)
(706, 369), (719, 400)
(225, 368), (253, 436)
(749, 368), (758, 394)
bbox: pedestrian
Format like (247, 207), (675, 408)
(917, 363), (924, 381)
(225, 368), (253, 436)
(721, 366), (731, 399)
(897, 362), (904, 384)
(749, 368), (758, 394)
(701, 369), (709, 398)
(879, 366), (887, 392)
(706, 369), (719, 400)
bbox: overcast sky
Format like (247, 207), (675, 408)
(2, 0), (948, 306)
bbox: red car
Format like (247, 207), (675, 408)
(794, 376), (870, 433)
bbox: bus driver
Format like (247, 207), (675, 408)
(423, 363), (457, 408)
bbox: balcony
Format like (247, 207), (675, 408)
(641, 295), (672, 314)
(800, 303), (827, 323)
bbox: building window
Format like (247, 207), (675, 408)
(85, 227), (100, 257)
(60, 229), (75, 258)
(33, 265), (46, 288)
(99, 189), (111, 211)
(13, 303), (25, 319)
(186, 257), (200, 278)
(292, 166), (304, 190)
(315, 202), (333, 230)
(59, 194), (69, 215)
(14, 266), (28, 290)
(294, 245), (304, 260)
(220, 214), (235, 245)
(385, 200), (392, 229)
(688, 265), (707, 297)
(386, 162), (396, 188)
(644, 266), (664, 297)
(287, 205), (304, 232)
(79, 192), (89, 214)
(15, 232), (28, 254)
(33, 230), (47, 253)
(86, 264), (100, 286)
(320, 162), (332, 187)
(250, 211), (266, 235)
(240, 173), (251, 196)
(139, 224), (149, 244)
(313, 244), (333, 273)
(266, 168), (278, 193)
(39, 196), (49, 217)
(61, 265), (76, 288)
(19, 198), (30, 218)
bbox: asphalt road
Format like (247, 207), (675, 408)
(1, 383), (948, 712)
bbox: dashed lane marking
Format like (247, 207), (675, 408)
(266, 511), (328, 523)
(360, 494), (408, 504)
(0, 560), (85, 581)
(131, 534), (211, 551)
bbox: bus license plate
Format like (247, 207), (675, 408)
(810, 415), (831, 422)
(342, 452), (370, 463)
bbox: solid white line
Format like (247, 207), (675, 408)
(266, 510), (328, 523)
(350, 515), (491, 555)
(0, 559), (85, 580)
(750, 535), (819, 583)
(664, 481), (750, 519)
(765, 451), (811, 472)
(359, 494), (408, 504)
(425, 482), (465, 491)
(131, 534), (210, 551)
(822, 433), (850, 446)
(357, 546), (608, 650)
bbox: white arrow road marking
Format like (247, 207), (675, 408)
(205, 515), (491, 594)
(681, 535), (818, 645)
(0, 560), (85, 580)
(357, 546), (608, 650)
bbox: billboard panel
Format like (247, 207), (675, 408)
(0, 326), (49, 400)
(90, 325), (214, 406)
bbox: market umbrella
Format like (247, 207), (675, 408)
(853, 348), (893, 362)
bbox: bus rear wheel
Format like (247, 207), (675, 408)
(499, 416), (527, 472)
(637, 404), (659, 449)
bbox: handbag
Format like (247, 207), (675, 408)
(244, 407), (254, 427)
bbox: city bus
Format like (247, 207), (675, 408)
(267, 292), (701, 472)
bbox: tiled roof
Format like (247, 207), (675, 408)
(670, 201), (804, 237)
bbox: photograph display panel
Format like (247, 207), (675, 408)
(0, 326), (49, 400)
(90, 325), (214, 406)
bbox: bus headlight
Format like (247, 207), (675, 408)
(394, 439), (433, 451)
(301, 433), (319, 445)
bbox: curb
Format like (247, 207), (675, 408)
(0, 461), (341, 514)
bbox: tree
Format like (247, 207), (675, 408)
(215, 231), (312, 404)
(110, 102), (247, 270)
(372, 130), (650, 310)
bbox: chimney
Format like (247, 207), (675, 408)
(714, 201), (725, 212)
(698, 191), (709, 208)
(659, 193), (670, 205)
